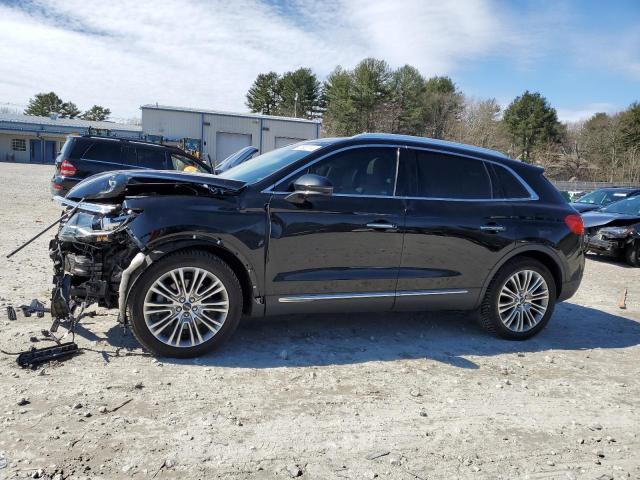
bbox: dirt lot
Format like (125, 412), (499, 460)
(0, 162), (639, 480)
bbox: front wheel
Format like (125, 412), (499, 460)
(478, 258), (556, 340)
(127, 250), (242, 357)
(624, 241), (639, 267)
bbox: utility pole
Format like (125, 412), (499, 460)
(294, 92), (299, 118)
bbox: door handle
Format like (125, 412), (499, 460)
(366, 222), (398, 230)
(480, 224), (506, 233)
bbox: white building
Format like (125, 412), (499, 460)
(0, 112), (141, 163)
(0, 105), (321, 165)
(141, 104), (321, 163)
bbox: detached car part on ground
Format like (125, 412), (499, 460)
(582, 195), (640, 266)
(46, 134), (584, 358)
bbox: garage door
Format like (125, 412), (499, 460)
(275, 136), (305, 149)
(216, 132), (252, 162)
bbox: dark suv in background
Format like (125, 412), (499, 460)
(51, 136), (211, 196)
(50, 134), (584, 358)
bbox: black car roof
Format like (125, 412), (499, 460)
(70, 135), (207, 167)
(300, 133), (537, 172)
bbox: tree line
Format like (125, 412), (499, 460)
(246, 59), (640, 183)
(24, 92), (111, 121)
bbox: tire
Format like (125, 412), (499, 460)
(127, 250), (242, 358)
(478, 257), (557, 340)
(624, 242), (639, 267)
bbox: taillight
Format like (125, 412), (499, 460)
(51, 182), (62, 190)
(60, 159), (77, 176)
(564, 214), (584, 235)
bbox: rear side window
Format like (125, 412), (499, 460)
(492, 164), (530, 199)
(137, 148), (167, 169)
(67, 139), (92, 160)
(413, 151), (492, 199)
(82, 141), (121, 163)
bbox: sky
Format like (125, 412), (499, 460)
(1, 0), (638, 123)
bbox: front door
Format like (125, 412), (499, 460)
(265, 146), (406, 314)
(396, 148), (518, 311)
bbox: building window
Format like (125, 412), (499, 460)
(12, 139), (27, 152)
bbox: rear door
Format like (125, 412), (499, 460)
(395, 148), (518, 311)
(135, 145), (169, 170)
(78, 139), (127, 177)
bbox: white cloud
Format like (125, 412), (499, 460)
(556, 103), (617, 123)
(0, 0), (637, 121)
(0, 0), (520, 119)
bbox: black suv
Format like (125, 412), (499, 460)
(51, 135), (211, 196)
(49, 134), (585, 357)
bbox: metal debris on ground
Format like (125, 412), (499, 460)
(18, 299), (50, 318)
(618, 288), (628, 309)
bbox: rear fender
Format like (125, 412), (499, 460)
(474, 244), (567, 308)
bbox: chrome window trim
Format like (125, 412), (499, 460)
(264, 144), (400, 197)
(262, 143), (539, 202)
(278, 289), (469, 303)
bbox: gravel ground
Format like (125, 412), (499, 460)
(0, 162), (639, 480)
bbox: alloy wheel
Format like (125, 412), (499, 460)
(143, 267), (229, 348)
(498, 269), (549, 332)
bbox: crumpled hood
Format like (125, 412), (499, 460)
(66, 170), (246, 201)
(582, 211), (640, 228)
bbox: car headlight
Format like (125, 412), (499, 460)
(59, 211), (134, 242)
(598, 226), (632, 238)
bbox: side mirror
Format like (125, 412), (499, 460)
(285, 174), (333, 204)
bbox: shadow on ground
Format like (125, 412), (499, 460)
(91, 302), (640, 370)
(585, 252), (634, 268)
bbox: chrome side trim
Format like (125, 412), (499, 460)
(278, 289), (469, 303)
(396, 289), (468, 297)
(54, 196), (118, 214)
(262, 143), (539, 202)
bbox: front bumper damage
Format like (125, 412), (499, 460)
(11, 199), (145, 367)
(586, 227), (637, 258)
(49, 199), (143, 324)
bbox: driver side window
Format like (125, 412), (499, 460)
(283, 147), (398, 196)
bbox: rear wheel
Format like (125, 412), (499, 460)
(127, 250), (242, 357)
(478, 258), (556, 340)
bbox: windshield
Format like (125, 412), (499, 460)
(577, 189), (629, 205)
(218, 144), (322, 184)
(600, 195), (640, 215)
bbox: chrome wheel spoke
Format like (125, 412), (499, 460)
(498, 270), (549, 333)
(143, 266), (229, 348)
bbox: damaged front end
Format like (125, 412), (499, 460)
(49, 169), (246, 325)
(50, 197), (142, 323)
(586, 223), (640, 260)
